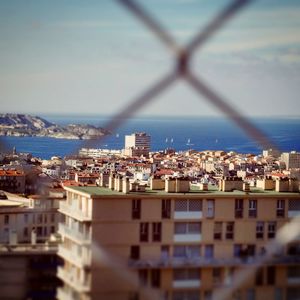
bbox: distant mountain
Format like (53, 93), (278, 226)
(0, 113), (110, 139)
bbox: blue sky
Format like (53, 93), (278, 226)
(0, 0), (299, 117)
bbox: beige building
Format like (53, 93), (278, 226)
(124, 132), (151, 157)
(280, 151), (300, 170)
(57, 183), (300, 300)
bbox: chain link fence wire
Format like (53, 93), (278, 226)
(1, 0), (298, 299)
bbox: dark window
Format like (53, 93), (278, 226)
(37, 227), (43, 236)
(226, 222), (234, 240)
(4, 215), (9, 225)
(43, 226), (47, 236)
(152, 222), (162, 242)
(162, 199), (171, 218)
(24, 214), (28, 224)
(214, 222), (222, 240)
(138, 269), (148, 286)
(161, 245), (169, 259)
(235, 199), (243, 218)
(249, 200), (257, 218)
(276, 200), (285, 217)
(267, 266), (275, 285)
(140, 223), (149, 242)
(255, 268), (263, 285)
(205, 245), (214, 259)
(51, 213), (55, 223)
(50, 226), (55, 234)
(130, 246), (140, 260)
(268, 222), (276, 239)
(256, 222), (264, 239)
(132, 199), (141, 219)
(23, 227), (28, 237)
(207, 199), (215, 218)
(151, 269), (160, 288)
(213, 268), (222, 285)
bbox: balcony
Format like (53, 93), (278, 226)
(128, 255), (300, 269)
(174, 233), (202, 243)
(57, 266), (90, 293)
(174, 211), (202, 220)
(58, 223), (91, 245)
(173, 279), (201, 288)
(59, 202), (91, 222)
(58, 244), (91, 269)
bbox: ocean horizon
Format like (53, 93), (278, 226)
(0, 115), (299, 159)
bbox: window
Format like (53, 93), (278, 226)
(175, 222), (201, 234)
(214, 222), (222, 240)
(204, 291), (212, 300)
(277, 200), (285, 217)
(152, 222), (162, 242)
(132, 199), (141, 219)
(161, 245), (169, 259)
(44, 227), (47, 236)
(226, 222), (234, 240)
(268, 222), (276, 239)
(139, 269), (148, 286)
(246, 289), (255, 300)
(23, 227), (28, 237)
(235, 199), (243, 218)
(50, 226), (55, 234)
(173, 291), (200, 300)
(130, 246), (140, 260)
(205, 245), (214, 259)
(207, 199), (215, 218)
(140, 223), (149, 242)
(37, 214), (43, 224)
(173, 245), (201, 258)
(44, 214), (47, 223)
(24, 214), (28, 224)
(151, 269), (160, 288)
(173, 268), (200, 281)
(162, 199), (171, 218)
(256, 222), (264, 239)
(267, 266), (275, 285)
(37, 227), (43, 237)
(213, 268), (222, 285)
(249, 200), (257, 218)
(255, 268), (263, 286)
(4, 215), (9, 225)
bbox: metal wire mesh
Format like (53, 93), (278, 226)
(1, 0), (298, 299)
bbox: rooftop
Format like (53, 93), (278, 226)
(64, 185), (300, 198)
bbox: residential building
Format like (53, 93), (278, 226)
(124, 133), (151, 157)
(57, 181), (300, 300)
(280, 151), (300, 170)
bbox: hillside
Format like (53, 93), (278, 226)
(0, 113), (109, 139)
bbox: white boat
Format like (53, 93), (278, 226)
(186, 138), (194, 146)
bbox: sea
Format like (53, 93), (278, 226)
(0, 115), (299, 159)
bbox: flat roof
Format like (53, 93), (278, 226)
(65, 185), (300, 198)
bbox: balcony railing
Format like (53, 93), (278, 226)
(57, 266), (90, 293)
(58, 244), (91, 268)
(58, 223), (91, 245)
(59, 202), (91, 221)
(128, 255), (300, 269)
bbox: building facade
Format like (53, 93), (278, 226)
(57, 184), (300, 300)
(124, 133), (151, 157)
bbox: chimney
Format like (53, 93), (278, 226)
(122, 177), (130, 194)
(108, 173), (115, 190)
(275, 177), (289, 192)
(150, 175), (165, 190)
(200, 183), (208, 191)
(243, 182), (250, 192)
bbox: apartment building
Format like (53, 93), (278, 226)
(124, 133), (151, 157)
(0, 190), (63, 244)
(280, 151), (300, 170)
(57, 181), (300, 300)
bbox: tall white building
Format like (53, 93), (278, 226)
(124, 132), (151, 157)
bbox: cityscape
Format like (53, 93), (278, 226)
(1, 0), (300, 299)
(0, 131), (300, 299)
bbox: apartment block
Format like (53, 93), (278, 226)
(57, 185), (300, 300)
